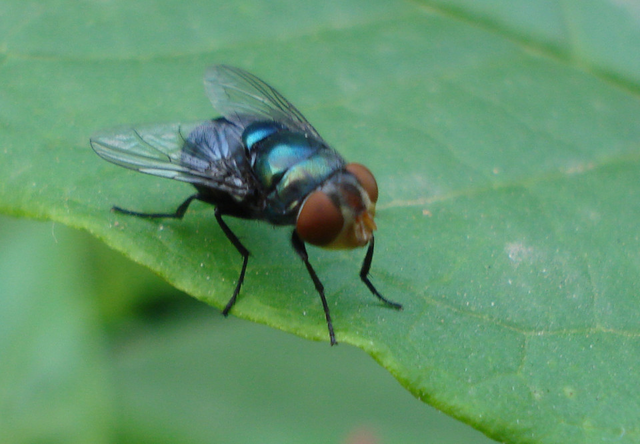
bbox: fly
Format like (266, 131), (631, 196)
(90, 65), (402, 345)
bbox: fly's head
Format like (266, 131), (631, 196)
(296, 163), (379, 250)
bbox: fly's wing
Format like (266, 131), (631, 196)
(90, 120), (253, 199)
(204, 65), (323, 140)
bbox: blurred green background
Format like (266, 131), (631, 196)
(0, 215), (496, 443)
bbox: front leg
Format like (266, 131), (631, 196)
(291, 230), (337, 346)
(360, 237), (403, 310)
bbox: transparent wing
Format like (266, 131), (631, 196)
(204, 65), (322, 139)
(90, 120), (252, 197)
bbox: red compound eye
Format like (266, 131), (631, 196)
(296, 191), (344, 247)
(346, 163), (378, 203)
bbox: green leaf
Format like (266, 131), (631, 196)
(112, 305), (494, 444)
(0, 216), (496, 444)
(2, 1), (640, 443)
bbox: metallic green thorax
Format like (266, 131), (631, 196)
(243, 122), (346, 224)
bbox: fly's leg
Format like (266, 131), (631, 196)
(112, 194), (199, 219)
(291, 230), (337, 346)
(112, 196), (249, 317)
(215, 208), (250, 317)
(360, 237), (403, 310)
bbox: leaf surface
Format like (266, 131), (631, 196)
(2, 1), (640, 442)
